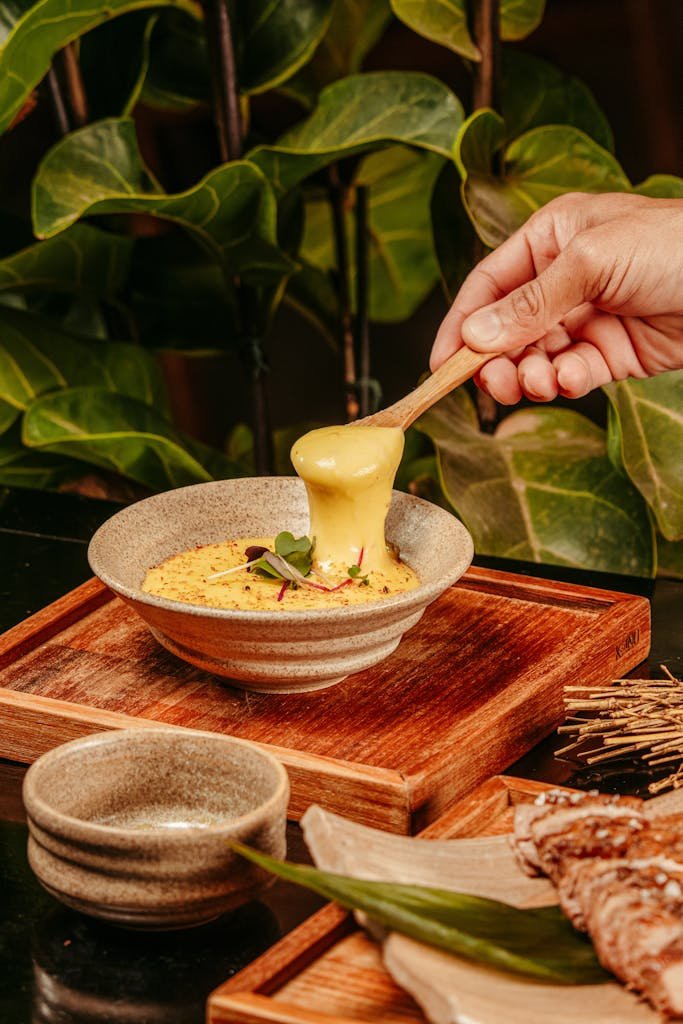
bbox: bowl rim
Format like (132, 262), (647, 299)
(23, 728), (290, 844)
(87, 477), (474, 622)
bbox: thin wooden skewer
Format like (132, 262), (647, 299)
(354, 347), (492, 430)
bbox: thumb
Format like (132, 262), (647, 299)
(461, 238), (598, 352)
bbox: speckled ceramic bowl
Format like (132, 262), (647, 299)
(23, 729), (289, 929)
(88, 478), (474, 693)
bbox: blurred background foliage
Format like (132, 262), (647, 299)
(0, 0), (681, 577)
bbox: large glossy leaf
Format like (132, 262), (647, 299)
(23, 387), (237, 490)
(234, 844), (605, 985)
(32, 119), (293, 283)
(301, 147), (443, 321)
(249, 72), (464, 196)
(605, 373), (683, 542)
(79, 11), (156, 119)
(657, 535), (683, 580)
(282, 259), (340, 347)
(0, 225), (132, 298)
(233, 0), (333, 94)
(634, 174), (683, 199)
(389, 0), (544, 61)
(0, 307), (168, 411)
(418, 388), (654, 576)
(284, 0), (392, 107)
(0, 397), (18, 435)
(0, 0), (200, 134)
(501, 52), (613, 151)
(455, 109), (629, 248)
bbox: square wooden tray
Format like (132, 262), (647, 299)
(0, 568), (649, 833)
(207, 775), (554, 1024)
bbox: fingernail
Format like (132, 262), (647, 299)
(463, 310), (501, 346)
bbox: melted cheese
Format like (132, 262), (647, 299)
(290, 425), (405, 574)
(143, 424), (419, 610)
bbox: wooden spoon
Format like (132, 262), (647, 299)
(355, 346), (492, 430)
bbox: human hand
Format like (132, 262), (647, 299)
(430, 193), (683, 403)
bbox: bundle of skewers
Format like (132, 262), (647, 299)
(558, 666), (683, 794)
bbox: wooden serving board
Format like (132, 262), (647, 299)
(0, 568), (649, 833)
(206, 775), (555, 1024)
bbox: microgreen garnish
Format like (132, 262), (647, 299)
(348, 561), (370, 586)
(251, 534), (314, 586)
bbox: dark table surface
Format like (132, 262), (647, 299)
(0, 485), (681, 1024)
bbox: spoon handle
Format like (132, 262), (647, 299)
(357, 347), (492, 430)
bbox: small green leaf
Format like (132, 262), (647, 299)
(22, 386), (237, 491)
(389, 0), (479, 61)
(274, 532), (314, 575)
(455, 109), (629, 248)
(348, 563), (361, 577)
(249, 72), (464, 196)
(390, 0), (545, 61)
(232, 843), (607, 985)
(0, 0), (201, 134)
(604, 373), (683, 542)
(234, 0), (334, 94)
(418, 388), (654, 576)
(0, 224), (133, 299)
(32, 119), (293, 285)
(633, 174), (683, 199)
(501, 51), (613, 151)
(284, 0), (392, 106)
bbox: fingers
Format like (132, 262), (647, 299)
(553, 343), (613, 398)
(476, 357), (523, 405)
(460, 238), (597, 354)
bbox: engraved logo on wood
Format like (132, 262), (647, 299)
(616, 629), (640, 659)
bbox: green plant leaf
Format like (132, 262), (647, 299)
(0, 426), (80, 488)
(32, 118), (293, 284)
(0, 398), (18, 435)
(501, 51), (613, 151)
(455, 109), (629, 248)
(0, 307), (168, 411)
(249, 72), (464, 196)
(390, 0), (545, 61)
(301, 147), (443, 321)
(389, 0), (478, 60)
(79, 11), (157, 119)
(233, 843), (606, 985)
(282, 259), (340, 348)
(429, 160), (476, 302)
(0, 224), (132, 299)
(633, 174), (683, 198)
(140, 9), (209, 110)
(234, 0), (334, 95)
(604, 373), (683, 542)
(283, 0), (392, 107)
(500, 0), (545, 41)
(0, 0), (200, 134)
(418, 388), (654, 576)
(22, 386), (237, 490)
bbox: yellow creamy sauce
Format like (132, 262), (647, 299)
(143, 425), (419, 611)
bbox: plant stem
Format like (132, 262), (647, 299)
(328, 165), (359, 422)
(205, 0), (242, 162)
(204, 0), (274, 474)
(45, 67), (71, 135)
(60, 43), (89, 128)
(355, 185), (371, 418)
(471, 0), (500, 432)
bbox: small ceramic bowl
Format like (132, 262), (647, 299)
(88, 477), (474, 693)
(23, 729), (289, 929)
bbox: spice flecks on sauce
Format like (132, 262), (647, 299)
(142, 536), (417, 611)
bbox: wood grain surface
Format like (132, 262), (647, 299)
(0, 568), (650, 832)
(207, 776), (554, 1024)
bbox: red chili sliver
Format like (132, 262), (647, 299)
(277, 580), (290, 602)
